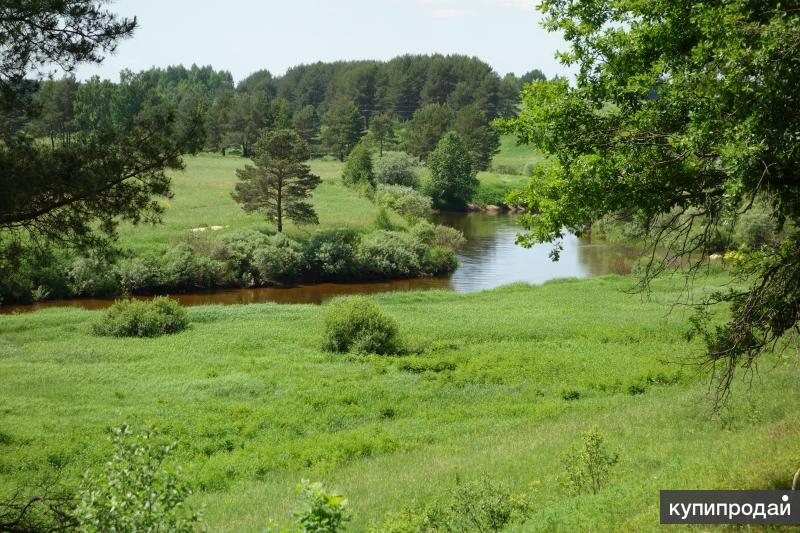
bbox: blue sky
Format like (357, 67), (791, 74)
(75, 0), (572, 83)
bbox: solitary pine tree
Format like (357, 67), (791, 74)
(232, 129), (321, 232)
(426, 132), (478, 210)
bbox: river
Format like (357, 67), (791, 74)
(1, 213), (641, 313)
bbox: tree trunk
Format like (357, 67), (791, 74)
(276, 174), (283, 232)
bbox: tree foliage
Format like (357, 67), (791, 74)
(426, 132), (478, 210)
(404, 103), (453, 160)
(341, 140), (375, 189)
(454, 103), (500, 171)
(500, 0), (800, 403)
(368, 112), (394, 157)
(322, 98), (363, 161)
(232, 129), (321, 232)
(0, 1), (205, 271)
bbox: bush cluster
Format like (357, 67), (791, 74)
(375, 151), (420, 188)
(375, 184), (432, 220)
(90, 297), (189, 338)
(1, 224), (463, 304)
(322, 296), (400, 355)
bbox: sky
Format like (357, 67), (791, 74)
(75, 0), (572, 83)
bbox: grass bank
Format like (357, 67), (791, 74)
(0, 275), (796, 531)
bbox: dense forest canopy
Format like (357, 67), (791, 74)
(23, 56), (545, 159)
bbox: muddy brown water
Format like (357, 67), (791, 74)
(1, 213), (641, 314)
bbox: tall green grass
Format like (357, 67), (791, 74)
(0, 275), (796, 531)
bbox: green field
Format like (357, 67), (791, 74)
(1, 276), (796, 531)
(118, 136), (535, 253)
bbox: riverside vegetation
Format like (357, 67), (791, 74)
(0, 276), (797, 531)
(0, 136), (528, 306)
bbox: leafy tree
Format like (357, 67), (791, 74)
(404, 103), (453, 160)
(321, 98), (363, 160)
(500, 0), (800, 404)
(232, 129), (320, 232)
(426, 132), (478, 210)
(454, 104), (500, 171)
(368, 112), (394, 157)
(341, 140), (375, 189)
(293, 104), (320, 144)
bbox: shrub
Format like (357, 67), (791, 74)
(375, 151), (420, 188)
(91, 297), (189, 338)
(375, 184), (432, 220)
(67, 256), (120, 297)
(561, 428), (619, 495)
(159, 243), (225, 290)
(74, 426), (200, 532)
(735, 210), (777, 250)
(490, 163), (521, 175)
(304, 229), (362, 281)
(472, 182), (513, 207)
(115, 256), (159, 294)
(357, 231), (421, 279)
(292, 480), (349, 533)
(410, 220), (466, 250)
(342, 141), (375, 189)
(372, 207), (396, 230)
(253, 234), (306, 285)
(322, 296), (400, 354)
(371, 477), (530, 532)
(421, 246), (459, 275)
(220, 230), (273, 285)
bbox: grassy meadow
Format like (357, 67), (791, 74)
(1, 276), (797, 531)
(118, 136), (535, 253)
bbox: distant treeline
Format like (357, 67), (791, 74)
(22, 55), (546, 159)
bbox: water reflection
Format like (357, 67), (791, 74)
(1, 213), (641, 313)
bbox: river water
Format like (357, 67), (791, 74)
(1, 213), (640, 313)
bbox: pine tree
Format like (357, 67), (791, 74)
(368, 113), (394, 157)
(232, 129), (321, 232)
(321, 99), (363, 161)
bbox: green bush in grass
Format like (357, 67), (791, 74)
(322, 296), (400, 354)
(91, 297), (189, 338)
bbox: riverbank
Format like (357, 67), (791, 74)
(1, 276), (796, 531)
(1, 213), (641, 314)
